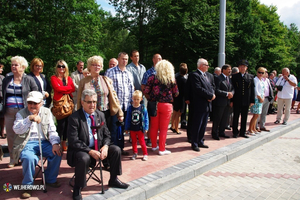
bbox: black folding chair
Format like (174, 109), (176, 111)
(69, 160), (104, 194)
(34, 157), (47, 181)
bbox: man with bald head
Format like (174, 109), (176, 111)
(274, 68), (297, 125)
(109, 58), (118, 69)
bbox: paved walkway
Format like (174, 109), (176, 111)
(149, 125), (300, 200)
(0, 109), (300, 199)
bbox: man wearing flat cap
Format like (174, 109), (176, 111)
(12, 91), (62, 199)
(231, 60), (255, 138)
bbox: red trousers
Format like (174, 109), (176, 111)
(130, 130), (148, 155)
(150, 102), (173, 151)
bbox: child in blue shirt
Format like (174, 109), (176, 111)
(125, 90), (149, 161)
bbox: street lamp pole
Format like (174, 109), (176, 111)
(218, 0), (226, 67)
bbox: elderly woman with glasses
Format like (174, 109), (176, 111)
(51, 60), (75, 151)
(247, 67), (266, 135)
(2, 56), (38, 167)
(77, 55), (123, 129)
(28, 58), (52, 108)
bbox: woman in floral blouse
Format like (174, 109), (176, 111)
(143, 60), (179, 156)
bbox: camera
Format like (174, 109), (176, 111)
(277, 85), (283, 91)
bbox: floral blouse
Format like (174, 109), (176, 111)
(143, 74), (179, 103)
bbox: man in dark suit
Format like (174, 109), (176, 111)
(187, 58), (215, 152)
(67, 89), (129, 200)
(211, 64), (234, 140)
(231, 59), (255, 138)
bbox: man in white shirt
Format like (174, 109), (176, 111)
(12, 91), (62, 199)
(274, 68), (297, 125)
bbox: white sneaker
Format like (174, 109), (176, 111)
(158, 150), (171, 156)
(142, 155), (148, 161)
(152, 146), (159, 151)
(131, 153), (137, 160)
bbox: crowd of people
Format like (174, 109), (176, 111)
(0, 53), (299, 200)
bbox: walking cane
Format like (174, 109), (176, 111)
(37, 121), (47, 193)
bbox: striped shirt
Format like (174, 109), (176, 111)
(105, 66), (134, 111)
(6, 80), (24, 109)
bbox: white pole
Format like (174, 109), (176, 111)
(218, 0), (226, 67)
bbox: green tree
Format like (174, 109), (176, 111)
(0, 0), (109, 77)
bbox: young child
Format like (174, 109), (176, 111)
(125, 90), (149, 161)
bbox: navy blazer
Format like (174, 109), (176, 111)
(67, 108), (111, 167)
(232, 72), (255, 106)
(187, 70), (215, 113)
(214, 74), (234, 106)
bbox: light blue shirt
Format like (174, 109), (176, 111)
(83, 110), (95, 147)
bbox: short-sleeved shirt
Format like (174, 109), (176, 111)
(141, 67), (156, 85)
(126, 62), (146, 90)
(105, 66), (134, 111)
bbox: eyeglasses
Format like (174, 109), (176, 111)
(28, 101), (40, 105)
(84, 100), (97, 104)
(203, 64), (209, 67)
(57, 65), (65, 69)
(258, 71), (265, 74)
(35, 65), (43, 68)
(92, 64), (102, 67)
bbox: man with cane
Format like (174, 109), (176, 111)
(12, 91), (62, 199)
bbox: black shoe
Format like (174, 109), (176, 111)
(108, 178), (129, 189)
(233, 134), (238, 138)
(46, 181), (61, 188)
(225, 126), (231, 130)
(198, 144), (209, 148)
(274, 120), (280, 124)
(212, 136), (220, 140)
(73, 186), (82, 200)
(170, 128), (176, 133)
(191, 145), (200, 152)
(121, 150), (129, 156)
(239, 134), (249, 138)
(219, 134), (230, 138)
(282, 121), (287, 125)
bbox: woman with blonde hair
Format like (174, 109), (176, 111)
(143, 60), (179, 156)
(51, 60), (75, 150)
(247, 67), (266, 135)
(2, 56), (38, 167)
(77, 55), (123, 128)
(28, 58), (52, 108)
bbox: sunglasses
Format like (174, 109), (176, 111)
(258, 71), (265, 74)
(28, 101), (40, 105)
(57, 65), (65, 69)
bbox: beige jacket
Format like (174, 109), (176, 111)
(12, 107), (54, 164)
(77, 76), (123, 118)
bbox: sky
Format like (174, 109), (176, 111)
(96, 0), (300, 29)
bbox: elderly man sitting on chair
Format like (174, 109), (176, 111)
(12, 91), (62, 199)
(67, 89), (129, 200)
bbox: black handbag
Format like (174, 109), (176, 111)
(147, 101), (158, 117)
